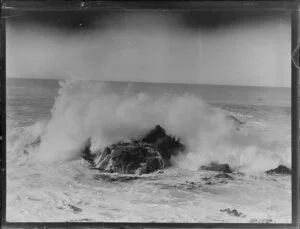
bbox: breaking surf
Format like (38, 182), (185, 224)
(6, 79), (291, 222)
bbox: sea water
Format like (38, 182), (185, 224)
(6, 78), (291, 222)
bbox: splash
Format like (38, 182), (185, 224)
(7, 120), (47, 164)
(32, 79), (290, 173)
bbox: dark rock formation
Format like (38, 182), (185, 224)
(141, 125), (185, 161)
(67, 204), (82, 213)
(214, 173), (234, 180)
(199, 162), (233, 173)
(82, 125), (185, 175)
(266, 165), (291, 175)
(108, 143), (164, 174)
(220, 208), (246, 218)
(89, 142), (164, 174)
(81, 138), (94, 166)
(141, 125), (167, 143)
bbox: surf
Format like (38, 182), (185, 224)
(8, 79), (291, 174)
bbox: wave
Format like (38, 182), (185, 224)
(7, 120), (47, 164)
(9, 79), (291, 173)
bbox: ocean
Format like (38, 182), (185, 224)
(6, 78), (291, 223)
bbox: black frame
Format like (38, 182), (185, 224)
(0, 1), (299, 228)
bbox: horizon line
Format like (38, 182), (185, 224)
(7, 76), (291, 89)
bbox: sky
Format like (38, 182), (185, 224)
(6, 8), (291, 87)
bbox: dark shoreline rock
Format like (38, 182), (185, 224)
(82, 125), (185, 175)
(88, 142), (165, 174)
(266, 165), (291, 175)
(214, 173), (234, 180)
(141, 125), (185, 161)
(220, 208), (246, 218)
(67, 204), (82, 213)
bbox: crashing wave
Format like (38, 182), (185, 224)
(8, 79), (290, 174)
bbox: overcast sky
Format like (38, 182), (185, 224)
(7, 9), (291, 87)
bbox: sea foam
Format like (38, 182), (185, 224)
(23, 79), (291, 173)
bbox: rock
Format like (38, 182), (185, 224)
(266, 165), (291, 175)
(82, 125), (185, 175)
(86, 142), (165, 175)
(107, 144), (164, 174)
(141, 125), (185, 161)
(67, 204), (82, 213)
(220, 208), (246, 218)
(141, 125), (167, 143)
(214, 173), (234, 180)
(200, 162), (232, 173)
(81, 138), (94, 165)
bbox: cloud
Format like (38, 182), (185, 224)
(7, 11), (290, 87)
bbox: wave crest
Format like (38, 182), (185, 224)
(28, 79), (290, 173)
